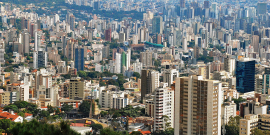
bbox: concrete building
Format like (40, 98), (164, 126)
(75, 46), (84, 71)
(222, 101), (237, 124)
(239, 114), (258, 135)
(37, 51), (48, 68)
(174, 76), (222, 135)
(115, 53), (122, 73)
(69, 77), (84, 100)
(140, 50), (153, 68)
(163, 68), (179, 87)
(99, 90), (129, 109)
(141, 70), (159, 101)
(240, 101), (267, 117)
(152, 16), (163, 34)
(224, 56), (236, 76)
(145, 99), (154, 117)
(154, 86), (174, 131)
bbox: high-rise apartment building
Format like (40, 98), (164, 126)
(115, 53), (122, 74)
(236, 58), (255, 93)
(70, 15), (75, 31)
(37, 51), (48, 68)
(221, 101), (237, 124)
(66, 39), (75, 60)
(22, 32), (30, 54)
(224, 55), (236, 76)
(180, 0), (185, 8)
(140, 50), (153, 68)
(141, 69), (159, 101)
(262, 74), (270, 95)
(257, 3), (267, 15)
(102, 45), (110, 59)
(88, 29), (93, 42)
(154, 86), (174, 130)
(152, 16), (163, 34)
(163, 68), (179, 87)
(75, 46), (84, 71)
(174, 75), (222, 135)
(105, 28), (111, 42)
(69, 77), (84, 100)
(204, 1), (210, 8)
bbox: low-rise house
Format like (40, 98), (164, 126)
(0, 110), (23, 123)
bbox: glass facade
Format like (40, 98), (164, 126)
(236, 60), (255, 93)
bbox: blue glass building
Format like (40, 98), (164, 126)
(75, 47), (84, 71)
(236, 59), (255, 93)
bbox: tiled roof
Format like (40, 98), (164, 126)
(0, 111), (19, 121)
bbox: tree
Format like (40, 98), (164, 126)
(14, 101), (29, 108)
(152, 128), (174, 135)
(17, 112), (25, 117)
(78, 100), (90, 117)
(100, 111), (108, 117)
(78, 70), (87, 78)
(3, 104), (19, 113)
(132, 72), (140, 80)
(61, 103), (73, 113)
(130, 131), (142, 135)
(39, 110), (50, 118)
(162, 115), (171, 130)
(112, 112), (121, 118)
(0, 119), (14, 134)
(100, 128), (122, 135)
(251, 128), (270, 135)
(61, 74), (71, 79)
(251, 128), (264, 135)
(47, 105), (55, 114)
(107, 79), (119, 86)
(225, 116), (241, 135)
(90, 124), (103, 134)
(10, 119), (80, 135)
(99, 81), (106, 86)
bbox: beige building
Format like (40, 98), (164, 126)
(145, 99), (154, 117)
(240, 114), (270, 135)
(0, 91), (10, 105)
(140, 50), (153, 68)
(69, 77), (84, 100)
(240, 114), (259, 135)
(174, 75), (222, 135)
(259, 114), (270, 131)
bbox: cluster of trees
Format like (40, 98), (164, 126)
(197, 55), (214, 63)
(251, 128), (270, 135)
(78, 100), (95, 117)
(100, 105), (145, 118)
(209, 44), (225, 53)
(224, 97), (246, 110)
(0, 119), (80, 135)
(65, 71), (130, 90)
(225, 116), (241, 135)
(4, 101), (73, 120)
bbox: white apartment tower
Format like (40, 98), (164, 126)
(154, 86), (174, 131)
(221, 101), (237, 124)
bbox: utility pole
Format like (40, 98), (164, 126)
(89, 88), (93, 119)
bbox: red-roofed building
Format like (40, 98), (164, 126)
(0, 111), (23, 122)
